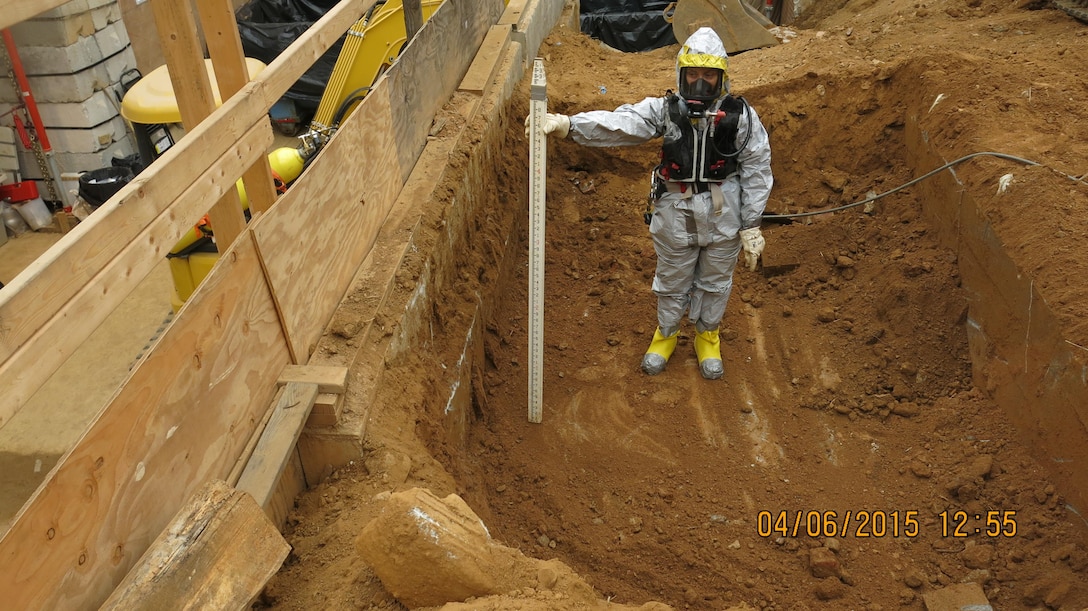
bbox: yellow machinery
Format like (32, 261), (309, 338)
(121, 0), (442, 312)
(666, 0), (779, 53)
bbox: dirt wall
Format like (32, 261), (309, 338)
(905, 117), (1088, 515)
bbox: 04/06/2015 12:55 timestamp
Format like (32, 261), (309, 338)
(755, 510), (1019, 538)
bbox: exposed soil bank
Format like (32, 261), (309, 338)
(265, 1), (1088, 609)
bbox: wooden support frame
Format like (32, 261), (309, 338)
(236, 382), (319, 511)
(0, 1), (72, 30)
(151, 0), (248, 248)
(0, 0), (376, 430)
(195, 0), (279, 215)
(0, 0), (522, 607)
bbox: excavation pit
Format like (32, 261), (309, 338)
(267, 6), (1088, 610)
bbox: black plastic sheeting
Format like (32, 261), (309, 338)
(235, 0), (345, 121)
(579, 0), (678, 52)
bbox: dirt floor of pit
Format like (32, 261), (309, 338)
(261, 1), (1088, 609)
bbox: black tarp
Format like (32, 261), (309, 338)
(579, 0), (678, 52)
(235, 0), (345, 120)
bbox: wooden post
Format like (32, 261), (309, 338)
(194, 0), (279, 216)
(150, 0), (247, 249)
(99, 480), (290, 611)
(403, 0), (423, 40)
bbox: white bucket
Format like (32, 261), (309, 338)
(13, 196), (54, 231)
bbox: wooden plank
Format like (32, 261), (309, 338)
(0, 118), (273, 430)
(195, 0), (279, 215)
(0, 0), (70, 31)
(307, 393), (345, 428)
(227, 386), (284, 486)
(152, 0), (247, 249)
(388, 0), (506, 184)
(0, 235), (291, 610)
(403, 0), (424, 39)
(277, 365), (348, 394)
(235, 382), (319, 509)
(99, 480), (289, 611)
(458, 25), (512, 95)
(254, 0), (502, 361)
(264, 447), (307, 527)
(0, 0), (374, 428)
(252, 87), (399, 361)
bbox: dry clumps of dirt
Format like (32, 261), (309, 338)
(263, 1), (1088, 610)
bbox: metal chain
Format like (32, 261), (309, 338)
(2, 47), (61, 203)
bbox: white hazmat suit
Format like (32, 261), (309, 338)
(530, 27), (773, 379)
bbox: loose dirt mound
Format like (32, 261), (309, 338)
(264, 0), (1088, 609)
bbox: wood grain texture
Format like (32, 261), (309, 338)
(236, 382), (318, 508)
(0, 0), (375, 428)
(278, 365), (349, 394)
(252, 87), (399, 361)
(458, 26), (512, 95)
(152, 0), (247, 248)
(0, 0), (71, 31)
(388, 0), (506, 183)
(195, 0), (280, 215)
(0, 119), (272, 430)
(99, 480), (289, 611)
(0, 236), (291, 610)
(254, 0), (503, 361)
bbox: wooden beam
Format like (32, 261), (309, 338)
(0, 0), (70, 31)
(0, 0), (375, 430)
(307, 392), (345, 428)
(0, 118), (272, 430)
(195, 0), (279, 215)
(151, 0), (247, 249)
(403, 0), (424, 40)
(277, 364), (349, 394)
(253, 0), (504, 362)
(99, 480), (289, 611)
(389, 0), (507, 184)
(0, 235), (291, 610)
(236, 382), (319, 509)
(457, 26), (512, 95)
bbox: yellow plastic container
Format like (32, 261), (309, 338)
(120, 58), (268, 124)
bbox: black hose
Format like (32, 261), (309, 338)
(331, 88), (370, 128)
(762, 151), (1085, 220)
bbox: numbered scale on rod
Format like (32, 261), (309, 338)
(527, 58), (547, 424)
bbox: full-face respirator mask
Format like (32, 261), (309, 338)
(678, 67), (724, 118)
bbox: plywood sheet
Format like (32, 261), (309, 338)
(252, 87), (399, 361)
(0, 236), (291, 610)
(388, 0), (506, 182)
(0, 119), (272, 430)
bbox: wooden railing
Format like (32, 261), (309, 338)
(0, 0), (506, 607)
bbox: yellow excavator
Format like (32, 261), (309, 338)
(124, 0), (771, 312)
(121, 0), (442, 312)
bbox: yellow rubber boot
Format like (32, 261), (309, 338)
(695, 328), (724, 380)
(641, 327), (679, 375)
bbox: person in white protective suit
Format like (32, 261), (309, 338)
(527, 27), (773, 380)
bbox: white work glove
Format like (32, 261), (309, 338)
(523, 112), (570, 139)
(739, 227), (765, 271)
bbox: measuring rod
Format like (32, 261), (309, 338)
(527, 58), (547, 424)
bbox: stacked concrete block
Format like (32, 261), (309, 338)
(0, 127), (18, 177)
(0, 0), (138, 201)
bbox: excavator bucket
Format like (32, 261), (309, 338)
(668, 0), (780, 54)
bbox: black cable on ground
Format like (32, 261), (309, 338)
(763, 151), (1085, 221)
